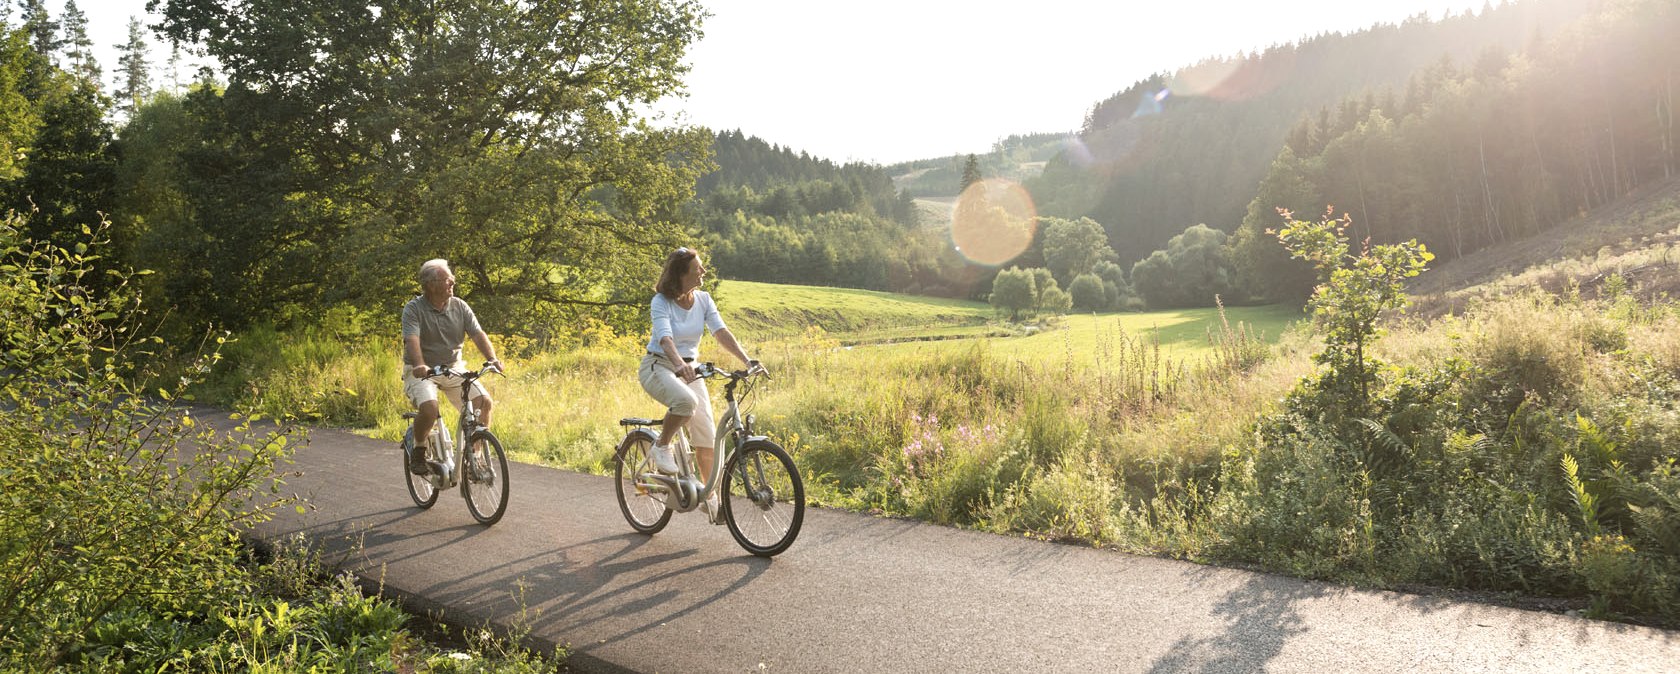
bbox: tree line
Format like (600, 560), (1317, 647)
(1001, 0), (1677, 314)
(1234, 0), (1680, 301)
(694, 130), (986, 297)
(1031, 0), (1600, 268)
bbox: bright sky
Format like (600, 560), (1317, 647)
(71, 0), (1487, 164)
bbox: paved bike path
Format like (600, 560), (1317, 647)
(240, 414), (1679, 673)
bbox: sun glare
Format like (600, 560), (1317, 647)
(951, 179), (1038, 267)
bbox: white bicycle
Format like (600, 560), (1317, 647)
(613, 363), (805, 557)
(401, 362), (510, 526)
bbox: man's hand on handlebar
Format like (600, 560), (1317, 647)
(747, 359), (767, 376)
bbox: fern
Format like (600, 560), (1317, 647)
(1561, 452), (1601, 537)
(1355, 417), (1409, 476)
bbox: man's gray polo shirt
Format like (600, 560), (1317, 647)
(401, 295), (483, 368)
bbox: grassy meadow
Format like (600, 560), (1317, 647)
(212, 275), (1680, 626)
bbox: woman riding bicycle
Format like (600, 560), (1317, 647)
(639, 246), (764, 523)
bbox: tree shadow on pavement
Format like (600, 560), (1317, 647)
(387, 531), (773, 658)
(1145, 571), (1328, 673)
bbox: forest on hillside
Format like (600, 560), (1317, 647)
(693, 130), (982, 297)
(1036, 0), (1600, 266)
(686, 0), (1679, 314)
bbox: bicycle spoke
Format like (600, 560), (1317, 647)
(723, 441), (804, 556)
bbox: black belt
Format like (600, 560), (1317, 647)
(649, 352), (694, 362)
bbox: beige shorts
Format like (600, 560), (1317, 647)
(403, 362), (490, 411)
(638, 354), (715, 448)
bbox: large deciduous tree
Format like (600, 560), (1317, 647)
(147, 0), (712, 336)
(1040, 215), (1114, 285)
(988, 266), (1034, 320)
(1130, 223), (1238, 309)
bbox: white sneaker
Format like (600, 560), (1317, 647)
(701, 493), (724, 525)
(648, 443), (679, 474)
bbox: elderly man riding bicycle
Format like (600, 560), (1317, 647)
(401, 258), (505, 474)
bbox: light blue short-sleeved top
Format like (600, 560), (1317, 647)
(646, 291), (726, 359)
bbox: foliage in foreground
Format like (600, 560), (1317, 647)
(0, 215), (561, 670)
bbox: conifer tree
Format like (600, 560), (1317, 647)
(60, 0), (98, 85)
(959, 154), (981, 193)
(112, 16), (148, 113)
(18, 0), (60, 61)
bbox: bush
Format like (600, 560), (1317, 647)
(0, 214), (293, 665)
(1069, 273), (1105, 312)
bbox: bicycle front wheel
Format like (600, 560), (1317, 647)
(462, 430), (510, 526)
(403, 431), (438, 509)
(721, 439), (804, 557)
(615, 431), (672, 534)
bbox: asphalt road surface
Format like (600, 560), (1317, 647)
(238, 414), (1678, 673)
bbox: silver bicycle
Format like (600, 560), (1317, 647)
(401, 362), (510, 526)
(614, 363), (805, 557)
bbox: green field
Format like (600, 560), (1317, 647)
(717, 279), (1002, 344)
(717, 279), (1301, 362)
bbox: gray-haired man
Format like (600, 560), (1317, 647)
(401, 258), (504, 473)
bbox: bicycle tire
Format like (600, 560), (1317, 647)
(615, 430), (672, 534)
(721, 439), (804, 557)
(402, 430), (438, 509)
(462, 430), (510, 525)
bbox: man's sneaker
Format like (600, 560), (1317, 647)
(648, 443), (679, 474)
(407, 436), (429, 475)
(701, 493), (724, 525)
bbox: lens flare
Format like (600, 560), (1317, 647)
(1060, 135), (1096, 168)
(951, 179), (1037, 267)
(1133, 89), (1167, 118)
(1168, 50), (1295, 102)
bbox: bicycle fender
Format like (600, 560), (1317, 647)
(618, 428), (659, 453)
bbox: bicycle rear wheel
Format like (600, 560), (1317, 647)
(615, 431), (672, 534)
(721, 439), (804, 557)
(462, 430), (510, 525)
(402, 430), (438, 509)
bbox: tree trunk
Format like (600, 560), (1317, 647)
(1478, 130), (1504, 244)
(1663, 67), (1675, 180)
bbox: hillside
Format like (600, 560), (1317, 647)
(1410, 175), (1680, 317)
(1038, 0), (1599, 266)
(886, 133), (1066, 198)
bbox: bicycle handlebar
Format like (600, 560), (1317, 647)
(426, 361), (504, 381)
(693, 361), (768, 381)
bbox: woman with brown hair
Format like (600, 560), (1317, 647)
(639, 247), (765, 523)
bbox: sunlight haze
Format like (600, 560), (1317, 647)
(73, 0), (1487, 164)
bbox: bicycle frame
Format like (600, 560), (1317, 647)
(638, 364), (768, 512)
(421, 364), (494, 491)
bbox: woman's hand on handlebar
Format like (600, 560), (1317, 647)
(747, 358), (767, 376)
(675, 360), (697, 382)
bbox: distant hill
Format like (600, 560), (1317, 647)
(691, 131), (978, 298)
(885, 133), (1068, 198)
(1037, 0), (1599, 266)
(699, 0), (1664, 308)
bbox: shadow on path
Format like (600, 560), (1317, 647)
(1146, 571), (1326, 673)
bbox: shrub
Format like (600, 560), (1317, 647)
(0, 214), (292, 665)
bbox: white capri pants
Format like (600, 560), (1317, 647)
(638, 354), (716, 448)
